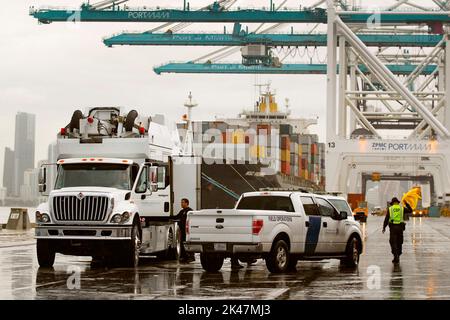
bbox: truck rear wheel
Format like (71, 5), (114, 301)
(166, 227), (181, 260)
(121, 223), (141, 267)
(265, 239), (290, 273)
(200, 253), (224, 272)
(37, 239), (56, 268)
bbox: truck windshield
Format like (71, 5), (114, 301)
(358, 201), (368, 207)
(55, 163), (132, 190)
(237, 196), (294, 212)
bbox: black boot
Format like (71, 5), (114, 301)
(392, 255), (399, 264)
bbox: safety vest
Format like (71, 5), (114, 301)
(389, 204), (404, 224)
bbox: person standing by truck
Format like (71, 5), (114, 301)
(176, 198), (195, 263)
(382, 197), (412, 264)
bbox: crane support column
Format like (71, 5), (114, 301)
(446, 32), (450, 131)
(327, 0), (337, 141)
(338, 36), (347, 138)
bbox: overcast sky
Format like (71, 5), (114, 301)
(0, 0), (418, 187)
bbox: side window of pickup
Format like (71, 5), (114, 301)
(315, 198), (336, 217)
(300, 196), (320, 216)
(237, 196), (295, 212)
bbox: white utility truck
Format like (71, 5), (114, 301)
(36, 107), (185, 267)
(185, 191), (363, 273)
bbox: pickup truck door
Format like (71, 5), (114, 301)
(315, 197), (343, 254)
(300, 196), (327, 255)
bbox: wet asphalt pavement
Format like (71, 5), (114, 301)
(1, 216), (450, 300)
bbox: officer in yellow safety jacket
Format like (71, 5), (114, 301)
(382, 197), (412, 264)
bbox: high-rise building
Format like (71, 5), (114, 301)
(20, 168), (39, 201)
(3, 147), (15, 196)
(13, 112), (36, 196)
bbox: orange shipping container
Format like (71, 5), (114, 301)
(281, 136), (291, 150)
(311, 143), (318, 155)
(347, 194), (364, 211)
(281, 161), (291, 175)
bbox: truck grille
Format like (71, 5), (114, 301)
(52, 195), (110, 222)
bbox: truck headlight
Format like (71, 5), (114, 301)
(111, 212), (130, 224)
(36, 211), (50, 223)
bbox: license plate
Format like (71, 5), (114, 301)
(214, 243), (227, 251)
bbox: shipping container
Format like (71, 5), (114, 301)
(347, 194), (365, 211)
(290, 134), (299, 143)
(281, 149), (290, 162)
(257, 124), (271, 135)
(281, 136), (291, 150)
(222, 132), (227, 143)
(293, 165), (299, 177)
(281, 161), (291, 175)
(280, 124), (293, 135)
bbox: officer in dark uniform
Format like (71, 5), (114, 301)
(382, 197), (412, 264)
(175, 198), (195, 263)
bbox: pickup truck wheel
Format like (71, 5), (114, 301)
(265, 240), (290, 273)
(200, 253), (224, 272)
(37, 239), (56, 268)
(341, 237), (360, 268)
(121, 223), (141, 267)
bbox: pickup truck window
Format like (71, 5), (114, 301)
(237, 196), (294, 212)
(300, 196), (320, 216)
(316, 198), (337, 217)
(328, 199), (352, 215)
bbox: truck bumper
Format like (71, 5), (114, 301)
(184, 242), (263, 254)
(35, 225), (132, 240)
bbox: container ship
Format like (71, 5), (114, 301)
(177, 85), (326, 208)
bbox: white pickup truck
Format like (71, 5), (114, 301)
(185, 191), (363, 273)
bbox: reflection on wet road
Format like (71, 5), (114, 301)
(1, 216), (450, 299)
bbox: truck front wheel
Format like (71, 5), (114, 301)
(37, 239), (56, 268)
(200, 253), (224, 272)
(121, 223), (141, 268)
(341, 237), (361, 268)
(265, 239), (290, 273)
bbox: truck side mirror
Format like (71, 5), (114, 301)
(38, 167), (47, 193)
(340, 211), (348, 220)
(39, 167), (46, 185)
(39, 184), (46, 193)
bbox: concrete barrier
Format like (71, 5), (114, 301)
(6, 208), (31, 230)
